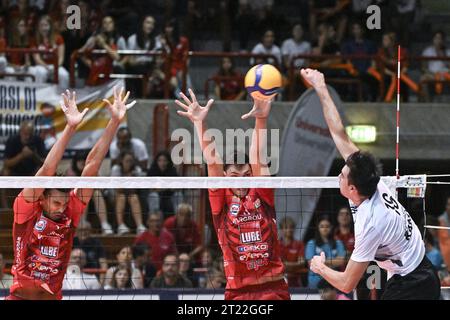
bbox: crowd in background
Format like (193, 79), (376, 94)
(0, 0), (450, 299)
(0, 0), (449, 102)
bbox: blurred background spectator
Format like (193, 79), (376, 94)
(150, 253), (193, 288)
(0, 252), (13, 289)
(62, 248), (102, 290)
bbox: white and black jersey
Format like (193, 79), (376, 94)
(349, 180), (425, 278)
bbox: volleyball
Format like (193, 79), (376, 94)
(244, 64), (282, 100)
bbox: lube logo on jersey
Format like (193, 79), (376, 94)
(239, 221), (262, 244)
(34, 219), (47, 232)
(40, 246), (58, 258)
(230, 203), (240, 216)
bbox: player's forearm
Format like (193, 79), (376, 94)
(316, 85), (358, 159)
(82, 119), (121, 176)
(250, 117), (270, 176)
(193, 120), (222, 167)
(316, 264), (353, 293)
(39, 125), (76, 175)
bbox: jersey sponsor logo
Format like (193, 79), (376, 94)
(15, 237), (22, 265)
(232, 214), (262, 225)
(254, 198), (261, 209)
(230, 203), (240, 216)
(40, 246), (59, 258)
(239, 221), (262, 244)
(246, 258), (269, 271)
(34, 219), (47, 232)
(240, 231), (261, 244)
(29, 262), (59, 275)
(237, 243), (268, 253)
(239, 251), (269, 261)
(31, 270), (50, 281)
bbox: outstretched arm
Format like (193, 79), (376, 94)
(175, 89), (223, 177)
(76, 87), (136, 203)
(242, 99), (272, 176)
(300, 68), (358, 160)
(21, 91), (88, 202)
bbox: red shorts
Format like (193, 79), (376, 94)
(225, 279), (291, 300)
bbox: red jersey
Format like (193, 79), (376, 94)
(208, 188), (285, 290)
(163, 215), (201, 255)
(10, 191), (87, 300)
(31, 34), (64, 65)
(279, 239), (305, 287)
(134, 228), (177, 270)
(335, 230), (355, 252)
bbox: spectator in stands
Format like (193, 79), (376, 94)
(389, 0), (417, 47)
(134, 212), (177, 270)
(438, 196), (450, 272)
(79, 15), (127, 86)
(334, 207), (355, 255)
(341, 22), (378, 101)
(112, 151), (147, 235)
(309, 0), (350, 43)
(60, 0), (93, 75)
(126, 15), (161, 98)
(251, 29), (281, 66)
(8, 0), (39, 35)
(67, 150), (113, 234)
(147, 151), (182, 217)
(62, 248), (102, 290)
(205, 270), (226, 289)
(420, 31), (450, 101)
(305, 215), (346, 289)
(110, 127), (149, 170)
(179, 252), (195, 286)
(147, 54), (168, 98)
(213, 57), (245, 101)
(0, 253), (13, 289)
(73, 221), (108, 285)
(279, 217), (305, 287)
(150, 254), (193, 288)
(31, 15), (70, 88)
(371, 32), (419, 102)
(3, 17), (34, 80)
(105, 246), (143, 289)
(104, 264), (133, 290)
(193, 248), (216, 288)
(281, 24), (311, 71)
(234, 0), (257, 51)
(425, 232), (444, 271)
(163, 203), (203, 259)
(157, 19), (190, 96)
(132, 242), (156, 288)
(48, 0), (70, 33)
(3, 121), (45, 176)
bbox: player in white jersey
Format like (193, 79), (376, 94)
(302, 68), (441, 300)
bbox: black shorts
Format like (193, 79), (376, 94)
(381, 256), (441, 300)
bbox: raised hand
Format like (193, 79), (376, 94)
(175, 88), (214, 123)
(102, 86), (136, 122)
(300, 68), (326, 90)
(241, 98), (272, 120)
(61, 90), (89, 128)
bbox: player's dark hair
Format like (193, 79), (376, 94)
(314, 215), (336, 249)
(345, 151), (381, 198)
(223, 151), (250, 172)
